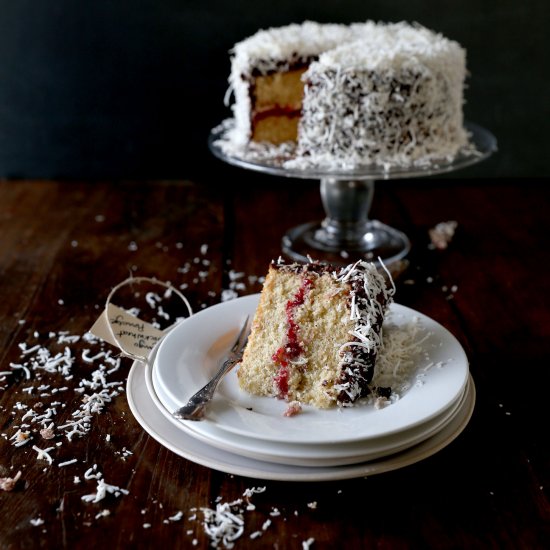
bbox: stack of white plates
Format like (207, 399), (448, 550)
(127, 295), (475, 481)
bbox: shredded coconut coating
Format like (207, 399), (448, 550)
(221, 20), (469, 170)
(332, 260), (395, 404)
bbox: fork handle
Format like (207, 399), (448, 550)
(173, 357), (238, 420)
(188, 359), (232, 403)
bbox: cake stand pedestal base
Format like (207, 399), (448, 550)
(282, 178), (410, 265)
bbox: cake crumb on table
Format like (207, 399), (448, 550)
(428, 220), (458, 250)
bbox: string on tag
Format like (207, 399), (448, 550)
(104, 276), (193, 363)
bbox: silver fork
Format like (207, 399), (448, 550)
(172, 316), (250, 421)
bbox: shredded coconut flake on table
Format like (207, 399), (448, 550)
(0, 471), (22, 491)
(202, 500), (245, 549)
(10, 429), (31, 447)
(168, 511), (184, 522)
(199, 487), (267, 548)
(58, 459), (78, 468)
(81, 477), (129, 504)
(32, 445), (55, 465)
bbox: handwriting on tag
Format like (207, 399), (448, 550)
(90, 303), (165, 361)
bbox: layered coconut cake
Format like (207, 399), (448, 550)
(221, 20), (468, 169)
(237, 259), (395, 408)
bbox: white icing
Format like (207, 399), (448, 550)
(221, 20), (469, 170)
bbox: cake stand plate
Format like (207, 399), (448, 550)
(209, 121), (497, 265)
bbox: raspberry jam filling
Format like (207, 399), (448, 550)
(272, 276), (313, 398)
(252, 105), (301, 124)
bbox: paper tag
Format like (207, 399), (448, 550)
(90, 276), (193, 362)
(90, 303), (165, 361)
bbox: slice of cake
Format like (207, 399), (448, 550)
(237, 259), (394, 408)
(221, 20), (468, 169)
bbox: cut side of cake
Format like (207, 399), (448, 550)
(220, 20), (469, 170)
(227, 21), (352, 150)
(237, 259), (395, 408)
(251, 65), (308, 144)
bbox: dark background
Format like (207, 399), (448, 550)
(0, 0), (548, 181)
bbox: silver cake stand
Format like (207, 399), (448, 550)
(209, 121), (497, 265)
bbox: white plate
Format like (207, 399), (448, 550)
(127, 361), (476, 481)
(153, 295), (469, 444)
(147, 358), (469, 467)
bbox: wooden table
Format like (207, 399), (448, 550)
(0, 177), (548, 549)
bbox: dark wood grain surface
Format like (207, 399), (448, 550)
(0, 178), (548, 549)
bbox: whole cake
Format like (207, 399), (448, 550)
(237, 259), (395, 408)
(219, 20), (468, 170)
